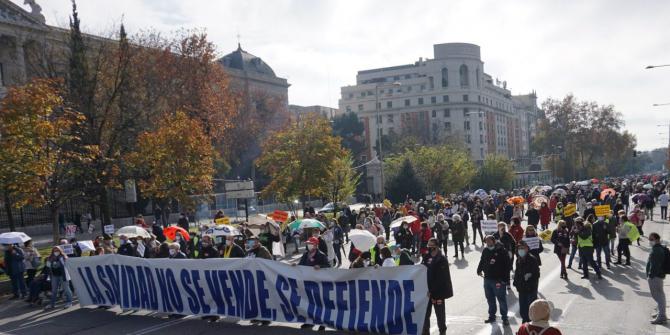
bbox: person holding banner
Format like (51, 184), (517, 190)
(513, 240), (540, 324)
(168, 243), (186, 259)
(198, 235), (218, 259)
(246, 236), (272, 260)
(296, 237), (330, 331)
(422, 238), (453, 335)
(220, 235), (245, 258)
(45, 246), (72, 309)
(478, 235), (510, 325)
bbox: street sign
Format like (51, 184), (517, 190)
(226, 189), (255, 199)
(225, 181), (254, 192)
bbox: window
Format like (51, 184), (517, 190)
(420, 84), (425, 90)
(476, 68), (481, 88)
(418, 97), (424, 105)
(459, 64), (469, 87)
(480, 134), (484, 144)
(480, 148), (484, 158)
(465, 121), (471, 131)
(407, 86), (412, 92)
(394, 75), (400, 80)
(404, 99), (410, 107)
(432, 110), (437, 118)
(431, 96), (436, 104)
(463, 94), (469, 102)
(367, 90), (374, 96)
(466, 134), (471, 144)
(479, 121), (483, 131)
(441, 67), (448, 87)
(346, 105), (352, 113)
(377, 115), (383, 123)
(443, 95), (449, 102)
(376, 102), (381, 110)
(387, 114), (394, 123)
(464, 108), (469, 117)
(386, 101), (392, 109)
(389, 127), (395, 134)
(428, 76), (434, 90)
(360, 92), (365, 98)
(348, 93), (353, 99)
(405, 74), (411, 79)
(444, 122), (451, 131)
(478, 95), (481, 102)
(443, 109), (450, 117)
(357, 104), (363, 112)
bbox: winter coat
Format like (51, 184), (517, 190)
(422, 251), (454, 300)
(592, 220), (609, 247)
(525, 208), (540, 227)
(450, 220), (466, 242)
(394, 227), (414, 250)
(509, 224), (524, 243)
(647, 243), (666, 279)
(476, 242), (510, 282)
(4, 248), (25, 275)
(513, 253), (540, 294)
(299, 250), (331, 268)
(551, 228), (570, 255)
(539, 206), (551, 226)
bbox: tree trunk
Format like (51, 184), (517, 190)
(99, 187), (111, 226)
(3, 190), (16, 232)
(51, 206), (60, 245)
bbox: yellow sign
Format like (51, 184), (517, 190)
(383, 199), (392, 208)
(563, 204), (576, 217)
(594, 205), (611, 217)
(215, 217), (230, 225)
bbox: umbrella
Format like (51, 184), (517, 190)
(575, 181), (590, 187)
(643, 183), (653, 190)
(203, 224), (241, 237)
(531, 195), (549, 209)
(390, 215), (419, 229)
(552, 189), (567, 197)
(540, 186), (553, 192)
(349, 229), (377, 251)
(600, 188), (616, 200)
(554, 184), (568, 190)
(591, 178), (600, 184)
(163, 226), (190, 241)
(506, 196), (525, 205)
(115, 226), (151, 239)
(0, 232), (31, 245)
(632, 193), (649, 204)
(474, 189), (487, 198)
(489, 190), (498, 195)
(288, 219), (326, 231)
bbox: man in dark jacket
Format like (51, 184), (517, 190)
(4, 244), (26, 299)
(297, 237), (330, 269)
(391, 245), (415, 265)
(477, 236), (510, 325)
(198, 235), (219, 259)
(493, 223), (516, 272)
(513, 241), (540, 323)
(525, 207), (540, 229)
(246, 237), (273, 260)
(647, 232), (667, 324)
(118, 235), (139, 257)
(220, 236), (245, 258)
(422, 238), (453, 335)
(592, 216), (611, 269)
(168, 243), (187, 259)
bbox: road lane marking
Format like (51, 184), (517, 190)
(125, 316), (193, 335)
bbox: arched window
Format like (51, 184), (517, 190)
(441, 67), (448, 87)
(459, 64), (469, 87)
(476, 68), (480, 88)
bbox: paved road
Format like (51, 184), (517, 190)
(3, 214), (670, 334)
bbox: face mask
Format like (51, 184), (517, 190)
(487, 245), (495, 251)
(54, 251), (61, 257)
(169, 249), (176, 256)
(429, 246), (437, 252)
(307, 244), (316, 251)
(650, 240), (657, 248)
(120, 239), (126, 245)
(226, 240), (233, 246)
(518, 249), (527, 257)
(246, 241), (255, 249)
(363, 260), (370, 267)
(377, 243), (385, 249)
(175, 236), (181, 241)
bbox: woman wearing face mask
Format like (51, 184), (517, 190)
(394, 221), (414, 250)
(45, 246), (72, 309)
(513, 241), (540, 324)
(523, 226), (544, 266)
(245, 237), (272, 259)
(168, 243), (186, 259)
(220, 236), (245, 258)
(551, 220), (571, 279)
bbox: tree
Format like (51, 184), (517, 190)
(326, 153), (360, 215)
(332, 112), (366, 160)
(472, 155), (515, 191)
(126, 111), (217, 208)
(0, 79), (88, 242)
(256, 113), (345, 207)
(385, 159), (425, 203)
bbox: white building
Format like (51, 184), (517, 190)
(288, 104), (340, 121)
(339, 42), (540, 166)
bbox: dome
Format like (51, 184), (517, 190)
(217, 43), (276, 77)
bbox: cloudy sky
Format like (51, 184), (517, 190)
(15, 0), (670, 150)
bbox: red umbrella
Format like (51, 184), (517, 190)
(506, 196), (526, 205)
(163, 226), (190, 241)
(600, 188), (616, 200)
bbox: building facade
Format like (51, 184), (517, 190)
(339, 43), (540, 166)
(288, 104), (339, 121)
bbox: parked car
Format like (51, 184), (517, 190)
(317, 202), (348, 214)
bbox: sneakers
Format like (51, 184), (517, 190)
(484, 318), (496, 324)
(651, 318), (667, 325)
(502, 319), (510, 326)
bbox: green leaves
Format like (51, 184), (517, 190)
(472, 155), (515, 191)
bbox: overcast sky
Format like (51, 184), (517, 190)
(16, 0), (670, 150)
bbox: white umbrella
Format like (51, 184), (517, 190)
(203, 224), (241, 237)
(349, 229), (377, 251)
(115, 226), (151, 239)
(552, 189), (567, 196)
(390, 215), (419, 229)
(643, 183), (653, 190)
(0, 232), (31, 245)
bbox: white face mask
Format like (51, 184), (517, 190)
(377, 243), (385, 249)
(650, 240), (658, 248)
(169, 249), (177, 256)
(307, 244), (316, 251)
(54, 251), (61, 257)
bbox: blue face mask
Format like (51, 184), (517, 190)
(518, 249), (527, 257)
(246, 241), (255, 249)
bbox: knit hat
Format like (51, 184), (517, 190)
(529, 299), (551, 322)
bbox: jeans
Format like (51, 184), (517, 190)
(50, 275), (72, 307)
(423, 299), (447, 334)
(454, 241), (464, 258)
(649, 277), (666, 320)
(568, 244), (580, 268)
(472, 225), (484, 244)
(609, 239), (616, 256)
(662, 206), (668, 220)
(617, 239), (631, 264)
(333, 242), (342, 266)
(518, 291), (537, 323)
(579, 248), (601, 277)
(10, 272), (27, 297)
(483, 278), (508, 321)
(595, 243), (611, 267)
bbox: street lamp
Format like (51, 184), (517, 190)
(375, 81), (401, 201)
(646, 64), (670, 69)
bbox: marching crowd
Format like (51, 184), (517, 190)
(2, 175), (670, 335)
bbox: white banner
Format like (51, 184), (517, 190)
(481, 220), (498, 234)
(66, 255), (428, 335)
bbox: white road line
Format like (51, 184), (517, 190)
(1, 321), (51, 334)
(125, 316), (193, 335)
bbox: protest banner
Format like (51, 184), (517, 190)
(77, 240), (96, 253)
(522, 236), (541, 250)
(104, 225), (115, 235)
(481, 220), (498, 234)
(215, 217), (230, 225)
(594, 205), (611, 217)
(272, 210), (289, 223)
(62, 244), (74, 255)
(67, 255), (428, 335)
(66, 225), (77, 238)
(563, 204), (576, 217)
(137, 243), (146, 257)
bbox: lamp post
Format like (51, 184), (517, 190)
(646, 64), (670, 69)
(374, 81), (401, 201)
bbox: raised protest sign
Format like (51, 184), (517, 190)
(272, 210), (289, 223)
(215, 217), (230, 225)
(481, 220), (498, 234)
(563, 204), (576, 217)
(62, 244), (74, 255)
(67, 255), (428, 335)
(104, 225), (115, 235)
(594, 205), (611, 217)
(522, 236), (541, 250)
(66, 225), (77, 238)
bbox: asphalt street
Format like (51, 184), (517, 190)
(2, 211), (670, 335)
